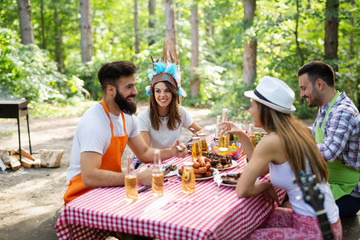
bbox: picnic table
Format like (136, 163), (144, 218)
(55, 135), (286, 240)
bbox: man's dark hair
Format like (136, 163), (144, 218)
(98, 61), (137, 92)
(297, 61), (335, 88)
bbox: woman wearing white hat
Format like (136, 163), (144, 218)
(221, 76), (342, 239)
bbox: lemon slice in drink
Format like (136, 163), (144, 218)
(183, 169), (190, 181)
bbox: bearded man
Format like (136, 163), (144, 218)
(298, 61), (360, 218)
(64, 61), (187, 203)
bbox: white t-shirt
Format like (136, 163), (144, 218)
(66, 102), (139, 185)
(137, 106), (193, 148)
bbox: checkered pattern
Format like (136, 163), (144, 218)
(55, 135), (286, 240)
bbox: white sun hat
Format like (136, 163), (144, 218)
(244, 76), (296, 114)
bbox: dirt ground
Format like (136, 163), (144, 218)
(0, 103), (359, 240)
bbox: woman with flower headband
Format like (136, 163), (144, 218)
(134, 59), (201, 167)
(221, 76), (341, 239)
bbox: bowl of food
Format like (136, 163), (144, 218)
(209, 141), (242, 160)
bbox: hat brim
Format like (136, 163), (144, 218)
(244, 91), (296, 114)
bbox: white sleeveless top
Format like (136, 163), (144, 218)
(269, 160), (339, 224)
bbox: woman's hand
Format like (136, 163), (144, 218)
(171, 140), (187, 158)
(220, 121), (245, 137)
(262, 182), (280, 209)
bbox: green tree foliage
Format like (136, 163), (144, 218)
(0, 0), (359, 118)
(0, 28), (85, 102)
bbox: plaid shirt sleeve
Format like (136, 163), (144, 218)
(316, 105), (353, 162)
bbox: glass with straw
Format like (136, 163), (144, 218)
(125, 153), (138, 202)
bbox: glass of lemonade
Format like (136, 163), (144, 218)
(182, 162), (195, 194)
(219, 134), (230, 148)
(192, 136), (201, 159)
(152, 150), (164, 197)
(125, 154), (138, 203)
(198, 133), (208, 153)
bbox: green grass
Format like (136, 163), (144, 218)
(29, 100), (97, 119)
(0, 131), (13, 137)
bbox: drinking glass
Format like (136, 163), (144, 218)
(182, 162), (195, 194)
(191, 136), (201, 159)
(125, 153), (138, 202)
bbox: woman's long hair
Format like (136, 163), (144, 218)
(258, 101), (328, 183)
(149, 81), (181, 130)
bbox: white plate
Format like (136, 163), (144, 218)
(177, 169), (219, 181)
(164, 166), (179, 177)
(214, 160), (238, 171)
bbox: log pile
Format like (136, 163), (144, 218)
(0, 148), (64, 172)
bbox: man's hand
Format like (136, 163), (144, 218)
(171, 140), (187, 158)
(137, 167), (152, 186)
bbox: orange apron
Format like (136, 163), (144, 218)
(64, 99), (128, 203)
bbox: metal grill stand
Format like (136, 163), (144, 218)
(0, 100), (32, 161)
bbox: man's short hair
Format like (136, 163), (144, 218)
(98, 61), (137, 92)
(297, 61), (335, 88)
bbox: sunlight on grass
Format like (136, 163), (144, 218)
(0, 131), (13, 137)
(29, 100), (97, 119)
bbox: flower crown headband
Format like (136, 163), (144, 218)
(145, 45), (187, 98)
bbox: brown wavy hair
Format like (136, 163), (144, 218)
(149, 81), (181, 130)
(258, 101), (328, 183)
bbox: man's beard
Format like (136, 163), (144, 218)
(114, 89), (137, 115)
(307, 88), (322, 107)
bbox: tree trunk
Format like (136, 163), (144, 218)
(16, 0), (34, 45)
(349, 0), (354, 60)
(134, 0), (140, 54)
(294, 0), (304, 66)
(205, 6), (212, 38)
(148, 0), (155, 46)
(54, 2), (64, 72)
(80, 0), (93, 63)
(165, 0), (179, 65)
(40, 0), (46, 49)
(190, 1), (200, 97)
(324, 0), (339, 60)
(243, 0), (257, 87)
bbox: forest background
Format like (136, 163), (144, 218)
(0, 0), (359, 121)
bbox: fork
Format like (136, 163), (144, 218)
(214, 175), (223, 198)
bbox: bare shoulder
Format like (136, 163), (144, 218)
(255, 133), (286, 164)
(255, 134), (282, 155)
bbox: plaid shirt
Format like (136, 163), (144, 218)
(311, 92), (360, 193)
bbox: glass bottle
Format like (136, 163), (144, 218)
(125, 154), (138, 203)
(191, 136), (201, 159)
(248, 122), (256, 147)
(215, 115), (221, 140)
(219, 108), (230, 148)
(152, 150), (164, 197)
(222, 108), (229, 122)
(182, 162), (195, 194)
(198, 133), (208, 153)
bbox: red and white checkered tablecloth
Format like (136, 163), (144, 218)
(55, 135), (286, 240)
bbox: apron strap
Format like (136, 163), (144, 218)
(315, 91), (340, 143)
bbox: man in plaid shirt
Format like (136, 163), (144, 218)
(298, 61), (360, 218)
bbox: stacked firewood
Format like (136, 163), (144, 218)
(0, 148), (64, 172)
